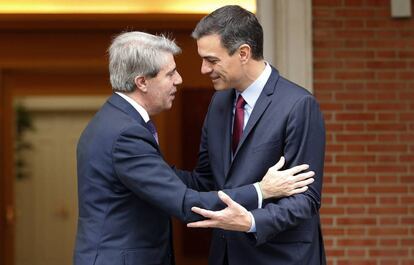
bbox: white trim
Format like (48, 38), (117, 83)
(257, 0), (313, 92)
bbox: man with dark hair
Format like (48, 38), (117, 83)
(183, 5), (326, 265)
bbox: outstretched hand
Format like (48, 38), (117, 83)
(187, 157), (314, 231)
(259, 156), (315, 199)
(187, 191), (251, 232)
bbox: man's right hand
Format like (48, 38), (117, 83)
(258, 157), (315, 199)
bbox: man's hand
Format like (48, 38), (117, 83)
(259, 157), (315, 199)
(187, 191), (251, 232)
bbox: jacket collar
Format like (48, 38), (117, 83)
(107, 93), (146, 125)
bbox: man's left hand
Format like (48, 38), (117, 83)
(187, 191), (252, 232)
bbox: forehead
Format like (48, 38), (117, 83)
(196, 34), (228, 57)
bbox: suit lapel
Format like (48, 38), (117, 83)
(232, 67), (280, 158)
(222, 90), (235, 177)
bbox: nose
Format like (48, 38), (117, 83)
(174, 71), (183, 86)
(201, 60), (213, 75)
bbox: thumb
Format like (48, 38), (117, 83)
(270, 156), (285, 171)
(218, 191), (234, 207)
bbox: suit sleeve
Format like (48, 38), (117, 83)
(251, 95), (326, 245)
(172, 114), (217, 192)
(112, 125), (258, 223)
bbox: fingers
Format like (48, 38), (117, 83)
(286, 163), (310, 175)
(218, 191), (237, 208)
(191, 207), (216, 219)
(291, 171), (314, 191)
(289, 185), (309, 195)
(187, 219), (216, 228)
(295, 171), (315, 181)
(269, 156), (285, 171)
(189, 206), (223, 229)
(293, 177), (314, 189)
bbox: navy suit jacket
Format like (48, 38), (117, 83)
(73, 94), (259, 265)
(176, 67), (326, 265)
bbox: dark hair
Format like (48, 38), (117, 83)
(192, 5), (263, 60)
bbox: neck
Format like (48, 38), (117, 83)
(237, 59), (266, 92)
(122, 90), (155, 116)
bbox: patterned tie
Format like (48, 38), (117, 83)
(232, 95), (246, 154)
(146, 120), (159, 144)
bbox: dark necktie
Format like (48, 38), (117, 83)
(232, 95), (246, 154)
(146, 120), (159, 144)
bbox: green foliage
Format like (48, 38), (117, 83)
(14, 103), (35, 180)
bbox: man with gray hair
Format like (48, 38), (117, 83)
(73, 31), (314, 265)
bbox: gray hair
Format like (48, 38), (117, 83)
(108, 31), (181, 92)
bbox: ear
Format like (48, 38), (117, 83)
(238, 44), (251, 64)
(134, 76), (148, 93)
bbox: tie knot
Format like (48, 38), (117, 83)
(236, 95), (246, 109)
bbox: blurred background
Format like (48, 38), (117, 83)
(0, 0), (413, 264)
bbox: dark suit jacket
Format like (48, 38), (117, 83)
(176, 67), (326, 265)
(73, 94), (259, 265)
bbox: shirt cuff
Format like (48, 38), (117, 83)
(247, 211), (257, 233)
(253, 182), (263, 209)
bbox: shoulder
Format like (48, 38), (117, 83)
(276, 75), (312, 98)
(210, 89), (233, 104)
(271, 73), (319, 107)
(204, 89), (234, 115)
(83, 101), (149, 147)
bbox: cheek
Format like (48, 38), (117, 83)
(214, 65), (226, 76)
(226, 65), (240, 80)
(218, 61), (233, 74)
(162, 86), (171, 99)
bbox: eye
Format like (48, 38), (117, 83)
(208, 59), (218, 64)
(167, 70), (176, 77)
(204, 58), (218, 65)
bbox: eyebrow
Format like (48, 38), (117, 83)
(166, 66), (177, 75)
(203, 56), (219, 61)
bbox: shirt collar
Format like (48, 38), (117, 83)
(115, 92), (150, 122)
(237, 62), (272, 109)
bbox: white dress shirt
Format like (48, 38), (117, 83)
(115, 92), (150, 122)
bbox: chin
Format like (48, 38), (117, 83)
(214, 85), (230, 91)
(212, 83), (224, 90)
(212, 80), (231, 91)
